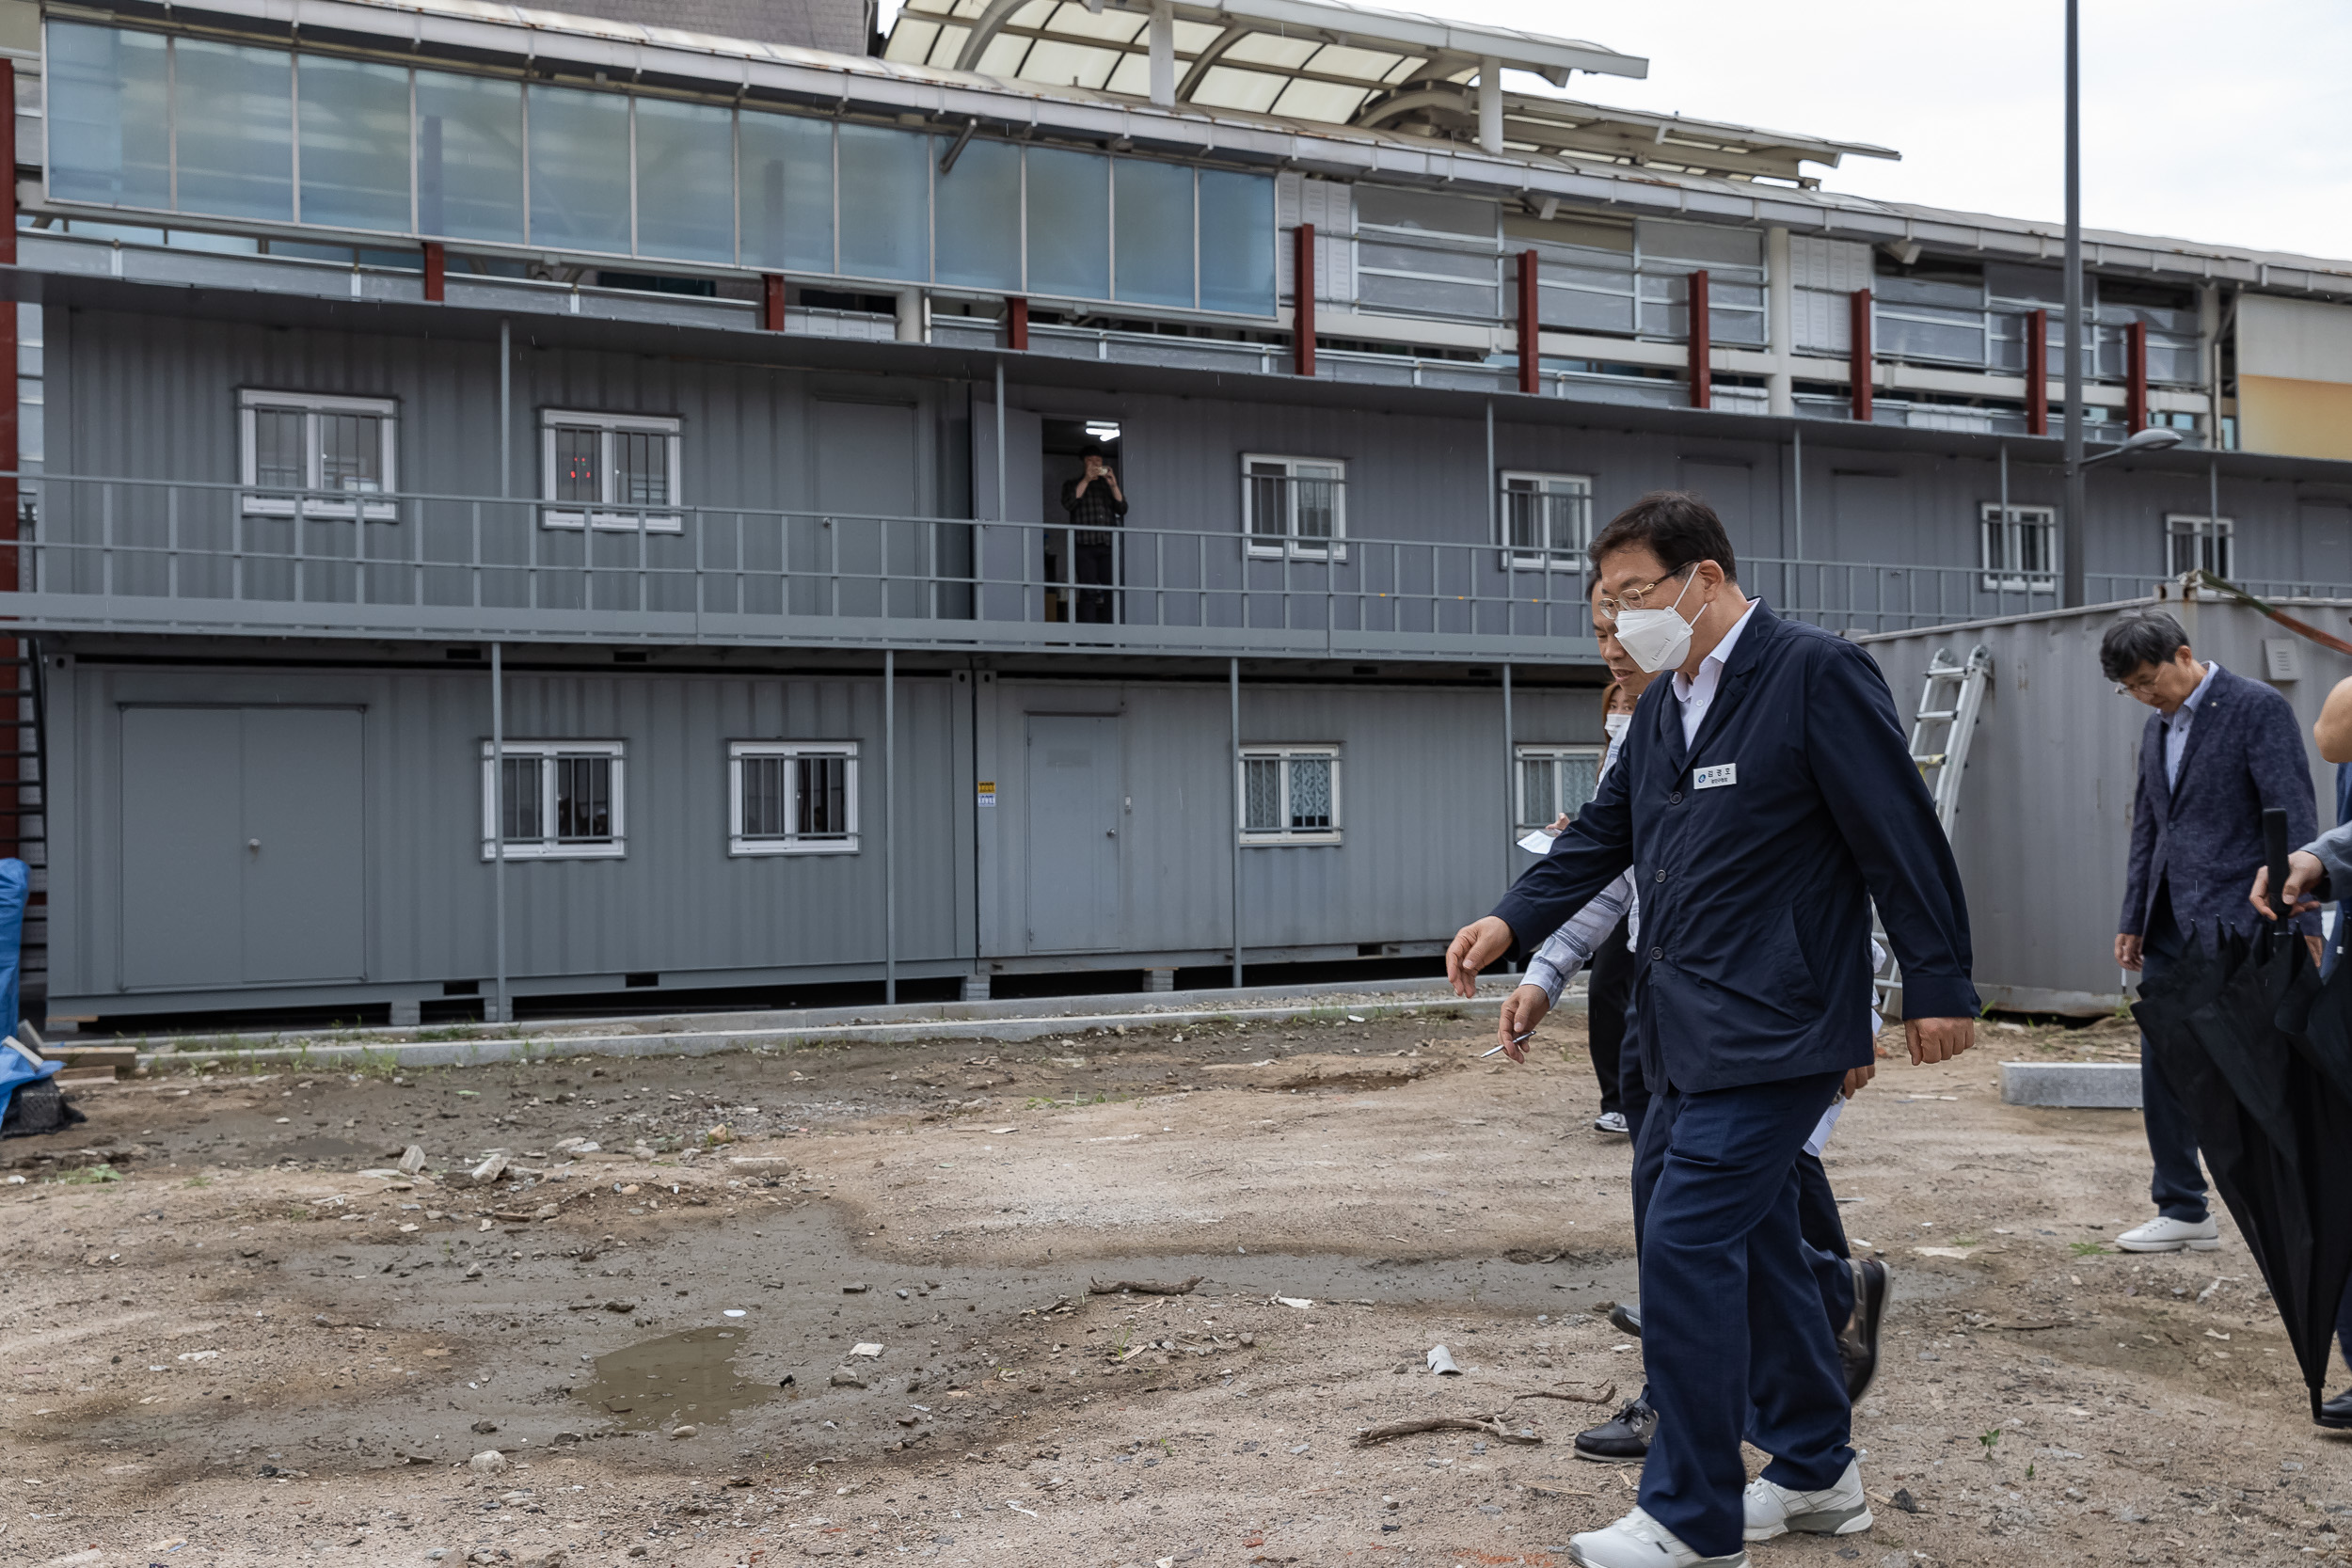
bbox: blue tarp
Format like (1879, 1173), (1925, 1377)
(0, 1036), (57, 1122)
(0, 857), (25, 1040)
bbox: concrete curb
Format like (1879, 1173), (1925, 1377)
(142, 988), (1550, 1073)
(2000, 1060), (2141, 1109)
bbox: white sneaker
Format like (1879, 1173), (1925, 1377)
(1742, 1458), (1873, 1541)
(1594, 1110), (1630, 1135)
(2116, 1215), (2221, 1253)
(1568, 1506), (1749, 1567)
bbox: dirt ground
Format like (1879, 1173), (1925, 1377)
(2, 1003), (2347, 1567)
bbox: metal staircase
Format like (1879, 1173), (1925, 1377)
(0, 635), (47, 1027)
(1874, 644), (1992, 1018)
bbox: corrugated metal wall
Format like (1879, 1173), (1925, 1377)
(45, 305), (2352, 608)
(48, 656), (977, 1008)
(1862, 594), (2352, 1011)
(46, 650), (1605, 1013)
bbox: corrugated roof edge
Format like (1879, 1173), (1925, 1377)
(56, 0), (2352, 286)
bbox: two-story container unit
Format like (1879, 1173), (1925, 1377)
(8, 0), (2352, 1028)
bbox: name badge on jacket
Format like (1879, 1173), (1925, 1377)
(1693, 764), (1738, 790)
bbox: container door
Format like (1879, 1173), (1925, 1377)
(240, 707), (365, 984)
(811, 399), (919, 620)
(119, 707), (244, 990)
(1025, 714), (1120, 952)
(118, 706), (364, 990)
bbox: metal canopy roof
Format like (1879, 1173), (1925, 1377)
(882, 0), (1644, 126)
(1353, 87), (1899, 182)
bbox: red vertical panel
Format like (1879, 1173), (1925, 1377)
(1006, 295), (1028, 351)
(2026, 308), (2048, 436)
(762, 274), (786, 332)
(1850, 288), (1873, 422)
(1294, 223), (1316, 377)
(1516, 249), (1539, 395)
(422, 241), (446, 303)
(2125, 319), (2149, 433)
(1688, 267), (1711, 410)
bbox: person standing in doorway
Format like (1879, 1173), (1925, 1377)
(1449, 491), (1975, 1567)
(2106, 609), (2318, 1257)
(1059, 441), (1126, 624)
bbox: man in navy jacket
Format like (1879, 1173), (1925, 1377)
(1448, 493), (1976, 1568)
(2106, 610), (2318, 1255)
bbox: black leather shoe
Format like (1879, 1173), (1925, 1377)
(1608, 1300), (1642, 1338)
(2320, 1386), (2352, 1430)
(1574, 1394), (1658, 1464)
(1838, 1257), (1888, 1405)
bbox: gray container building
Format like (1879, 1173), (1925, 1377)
(7, 0), (2352, 1027)
(1861, 589), (2352, 1014)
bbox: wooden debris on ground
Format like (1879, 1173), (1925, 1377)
(1087, 1275), (1202, 1296)
(1352, 1414), (1542, 1447)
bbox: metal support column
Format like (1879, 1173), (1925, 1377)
(491, 643), (509, 1026)
(884, 649), (898, 1005)
(2061, 0), (2087, 607)
(1998, 442), (2010, 596)
(499, 320), (512, 500)
(1485, 402), (1497, 568)
(1789, 423), (1804, 613)
(1230, 657), (1243, 989)
(1501, 662), (1515, 976)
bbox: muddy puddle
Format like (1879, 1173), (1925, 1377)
(575, 1324), (780, 1432)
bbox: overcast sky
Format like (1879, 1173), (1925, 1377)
(884, 0), (2352, 261)
(1455, 0), (2352, 261)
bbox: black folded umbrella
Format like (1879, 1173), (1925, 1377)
(2134, 910), (2352, 1422)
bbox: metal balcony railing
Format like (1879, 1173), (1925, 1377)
(0, 471), (2330, 651)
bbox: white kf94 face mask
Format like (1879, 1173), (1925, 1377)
(1613, 571), (1704, 673)
(1602, 712), (1632, 740)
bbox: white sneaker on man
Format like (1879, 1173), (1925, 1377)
(1568, 1506), (1749, 1567)
(1594, 1110), (1630, 1136)
(1741, 1458), (1873, 1541)
(2116, 1215), (2221, 1253)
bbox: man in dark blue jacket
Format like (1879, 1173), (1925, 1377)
(2105, 610), (2318, 1255)
(1448, 492), (1976, 1568)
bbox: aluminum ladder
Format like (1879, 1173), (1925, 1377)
(1874, 644), (1993, 1018)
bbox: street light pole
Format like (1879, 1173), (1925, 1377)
(2061, 0), (2086, 607)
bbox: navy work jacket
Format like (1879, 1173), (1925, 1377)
(2118, 662), (2317, 944)
(1492, 601), (1978, 1095)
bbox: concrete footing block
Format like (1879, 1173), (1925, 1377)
(959, 974), (991, 1002)
(2001, 1060), (2141, 1109)
(1144, 969), (1177, 993)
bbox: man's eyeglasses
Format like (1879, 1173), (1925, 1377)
(1597, 566), (1692, 621)
(2113, 672), (2164, 697)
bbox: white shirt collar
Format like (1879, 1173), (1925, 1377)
(2170, 660), (2219, 725)
(1671, 595), (1761, 700)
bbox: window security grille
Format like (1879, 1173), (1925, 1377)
(1516, 745), (1603, 829)
(1242, 456), (1346, 560)
(1501, 472), (1593, 570)
(729, 742), (859, 855)
(1239, 748), (1340, 843)
(480, 741), (625, 859)
(239, 389), (398, 519)
(1978, 503), (2058, 592)
(542, 410), (683, 531)
(2165, 515), (2234, 581)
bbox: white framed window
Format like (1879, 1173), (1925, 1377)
(238, 389), (398, 520)
(2166, 513), (2234, 580)
(1501, 472), (1593, 571)
(480, 741), (626, 860)
(541, 410), (684, 531)
(1978, 502), (2058, 592)
(1242, 455), (1346, 561)
(1516, 744), (1604, 830)
(1239, 746), (1341, 844)
(728, 741), (860, 856)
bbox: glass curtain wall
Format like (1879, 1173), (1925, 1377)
(41, 20), (1279, 315)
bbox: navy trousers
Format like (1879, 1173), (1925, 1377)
(2136, 891), (2212, 1224)
(1623, 1050), (1852, 1329)
(1629, 1070), (1853, 1557)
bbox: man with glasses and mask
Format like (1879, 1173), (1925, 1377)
(2103, 609), (2317, 1257)
(1447, 491), (1976, 1568)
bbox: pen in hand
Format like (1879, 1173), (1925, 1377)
(1482, 1029), (1535, 1059)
